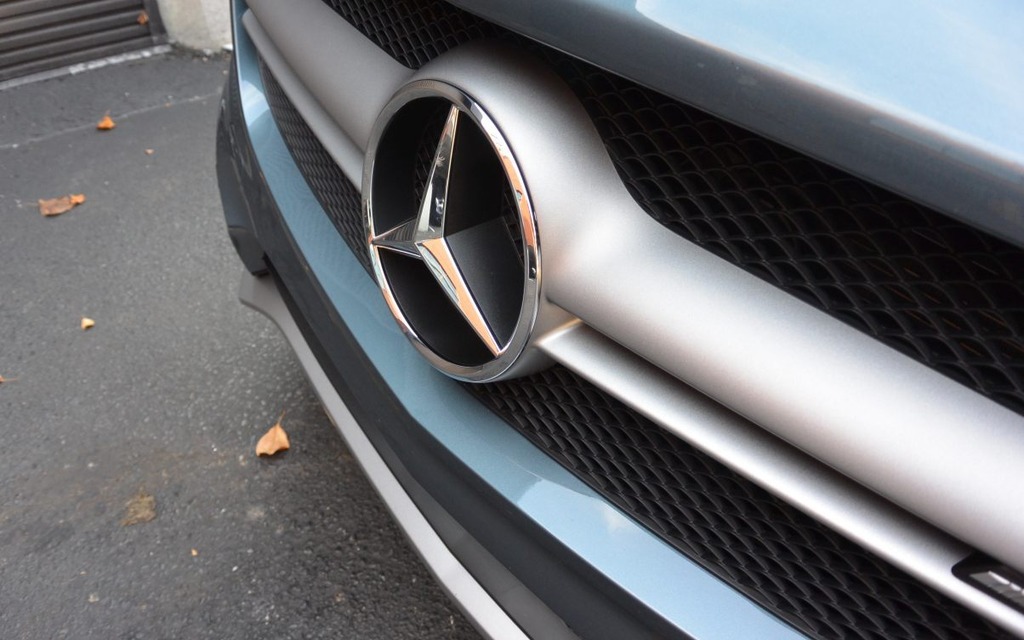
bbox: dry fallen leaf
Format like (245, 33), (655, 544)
(122, 491), (156, 526)
(137, 10), (149, 24)
(80, 317), (95, 330)
(144, 148), (154, 155)
(96, 113), (116, 130)
(0, 375), (14, 384)
(256, 412), (290, 456)
(38, 193), (86, 217)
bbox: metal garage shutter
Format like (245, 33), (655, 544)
(0, 0), (165, 82)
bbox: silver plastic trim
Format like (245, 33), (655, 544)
(540, 323), (1024, 637)
(239, 272), (529, 640)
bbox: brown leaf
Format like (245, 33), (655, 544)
(137, 10), (149, 25)
(144, 148), (154, 155)
(0, 375), (15, 384)
(38, 193), (86, 217)
(256, 412), (290, 456)
(121, 491), (156, 526)
(81, 317), (95, 330)
(96, 113), (116, 130)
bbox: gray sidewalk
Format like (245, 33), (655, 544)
(0, 51), (477, 639)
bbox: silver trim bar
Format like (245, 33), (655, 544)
(239, 273), (529, 640)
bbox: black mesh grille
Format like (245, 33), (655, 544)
(468, 366), (1012, 640)
(257, 57), (372, 273)
(321, 0), (1024, 417)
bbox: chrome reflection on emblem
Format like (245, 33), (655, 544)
(363, 81), (540, 382)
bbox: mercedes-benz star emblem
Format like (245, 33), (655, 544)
(363, 81), (540, 382)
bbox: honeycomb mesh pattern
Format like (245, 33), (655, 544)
(322, 0), (1024, 416)
(321, 0), (495, 68)
(257, 57), (372, 273)
(468, 366), (1013, 640)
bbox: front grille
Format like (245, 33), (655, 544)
(322, 0), (1024, 417)
(257, 1), (1020, 637)
(257, 57), (372, 273)
(468, 365), (1012, 640)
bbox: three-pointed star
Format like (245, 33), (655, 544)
(369, 105), (503, 356)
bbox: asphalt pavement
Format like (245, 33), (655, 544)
(0, 50), (479, 640)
